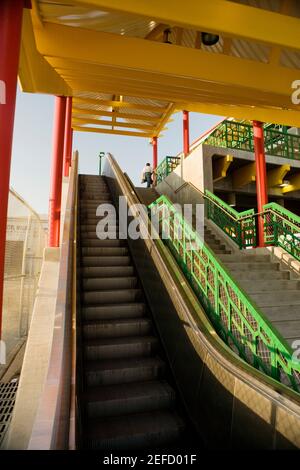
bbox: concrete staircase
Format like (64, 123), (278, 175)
(78, 175), (185, 450)
(204, 222), (300, 348)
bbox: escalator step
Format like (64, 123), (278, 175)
(86, 410), (185, 450)
(81, 247), (127, 257)
(81, 266), (134, 278)
(82, 288), (142, 305)
(85, 356), (166, 386)
(82, 276), (138, 291)
(83, 318), (151, 339)
(82, 302), (146, 321)
(81, 256), (131, 267)
(84, 336), (158, 360)
(84, 381), (176, 418)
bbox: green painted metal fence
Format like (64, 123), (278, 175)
(205, 190), (256, 249)
(156, 156), (180, 184)
(149, 195), (300, 392)
(263, 203), (300, 261)
(205, 120), (300, 160)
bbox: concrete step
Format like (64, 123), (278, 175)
(84, 336), (158, 360)
(86, 410), (185, 450)
(81, 256), (131, 267)
(82, 303), (146, 321)
(82, 289), (142, 306)
(84, 381), (175, 418)
(271, 320), (300, 346)
(219, 254), (271, 263)
(81, 247), (127, 257)
(81, 266), (134, 278)
(251, 290), (300, 307)
(229, 270), (290, 280)
(83, 318), (151, 339)
(228, 262), (280, 271)
(80, 239), (126, 248)
(82, 276), (138, 292)
(262, 305), (300, 322)
(239, 279), (300, 293)
(85, 356), (166, 386)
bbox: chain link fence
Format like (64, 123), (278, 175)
(2, 189), (46, 360)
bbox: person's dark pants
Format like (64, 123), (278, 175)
(145, 172), (152, 188)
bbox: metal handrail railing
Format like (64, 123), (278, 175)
(149, 194), (300, 392)
(28, 151), (78, 450)
(263, 202), (300, 261)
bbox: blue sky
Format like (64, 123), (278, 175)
(11, 87), (221, 213)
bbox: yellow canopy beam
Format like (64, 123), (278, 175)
(77, 0), (300, 51)
(73, 97), (167, 113)
(72, 107), (161, 122)
(232, 163), (256, 189)
(72, 116), (155, 130)
(179, 102), (300, 129)
(267, 164), (290, 188)
(213, 154), (233, 182)
(73, 126), (152, 137)
(282, 172), (300, 193)
(35, 23), (300, 98)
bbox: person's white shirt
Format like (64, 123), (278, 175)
(141, 165), (153, 179)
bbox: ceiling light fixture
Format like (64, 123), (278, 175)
(201, 32), (219, 46)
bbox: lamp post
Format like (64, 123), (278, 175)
(99, 152), (105, 175)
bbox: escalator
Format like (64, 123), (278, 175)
(77, 174), (191, 451)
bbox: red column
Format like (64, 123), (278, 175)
(183, 110), (190, 157)
(0, 0), (25, 338)
(63, 96), (73, 177)
(48, 96), (67, 247)
(152, 136), (158, 169)
(253, 120), (268, 247)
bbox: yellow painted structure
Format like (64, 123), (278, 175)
(267, 164), (291, 188)
(233, 163), (256, 189)
(213, 155), (233, 182)
(19, 1), (300, 137)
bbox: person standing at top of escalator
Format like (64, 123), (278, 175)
(141, 163), (153, 188)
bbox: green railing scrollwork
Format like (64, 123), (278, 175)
(156, 156), (180, 184)
(205, 120), (300, 160)
(263, 203), (300, 261)
(205, 190), (256, 249)
(149, 195), (300, 392)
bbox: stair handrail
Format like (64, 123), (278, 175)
(263, 202), (300, 261)
(149, 194), (300, 392)
(204, 190), (256, 249)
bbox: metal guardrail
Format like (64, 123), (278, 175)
(205, 190), (256, 249)
(156, 156), (180, 184)
(149, 195), (300, 392)
(263, 203), (300, 261)
(205, 119), (300, 160)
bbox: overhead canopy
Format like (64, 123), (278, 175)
(19, 0), (300, 136)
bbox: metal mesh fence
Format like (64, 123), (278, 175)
(2, 190), (46, 359)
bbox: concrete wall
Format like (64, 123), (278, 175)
(156, 144), (213, 203)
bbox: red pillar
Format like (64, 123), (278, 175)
(152, 136), (158, 169)
(0, 0), (25, 338)
(63, 96), (73, 177)
(183, 110), (190, 157)
(48, 96), (67, 247)
(253, 120), (268, 247)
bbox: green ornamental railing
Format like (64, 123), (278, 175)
(205, 120), (300, 160)
(263, 203), (300, 261)
(205, 190), (256, 249)
(156, 156), (180, 184)
(149, 195), (300, 392)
